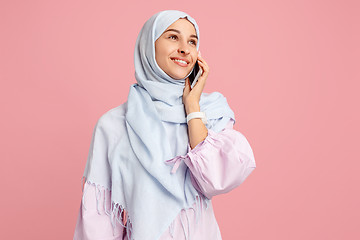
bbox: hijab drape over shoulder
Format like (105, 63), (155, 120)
(82, 10), (235, 240)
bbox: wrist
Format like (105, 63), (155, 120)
(187, 111), (207, 125)
(185, 102), (200, 115)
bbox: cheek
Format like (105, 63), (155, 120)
(155, 48), (166, 66)
(191, 52), (198, 64)
(156, 46), (169, 61)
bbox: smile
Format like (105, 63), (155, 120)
(171, 58), (189, 67)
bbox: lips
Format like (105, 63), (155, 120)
(170, 57), (190, 67)
(171, 57), (190, 63)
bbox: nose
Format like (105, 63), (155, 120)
(177, 41), (190, 55)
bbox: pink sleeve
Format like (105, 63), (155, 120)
(73, 182), (125, 240)
(183, 119), (256, 200)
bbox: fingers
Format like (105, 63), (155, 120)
(190, 55), (208, 92)
(197, 55), (209, 75)
(183, 77), (191, 95)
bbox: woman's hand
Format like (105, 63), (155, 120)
(183, 54), (210, 114)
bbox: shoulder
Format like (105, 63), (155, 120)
(93, 102), (128, 141)
(201, 91), (226, 101)
(98, 102), (127, 123)
(200, 91), (230, 109)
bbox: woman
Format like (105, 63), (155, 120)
(74, 10), (256, 240)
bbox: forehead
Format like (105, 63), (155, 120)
(164, 18), (197, 35)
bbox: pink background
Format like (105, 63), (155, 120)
(1, 0), (359, 239)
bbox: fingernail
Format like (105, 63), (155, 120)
(198, 51), (201, 56)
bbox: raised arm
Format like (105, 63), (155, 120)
(166, 119), (256, 200)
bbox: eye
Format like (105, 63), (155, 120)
(169, 35), (178, 40)
(189, 40), (197, 45)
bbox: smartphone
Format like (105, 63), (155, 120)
(188, 60), (203, 88)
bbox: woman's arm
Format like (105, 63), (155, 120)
(183, 54), (210, 149)
(178, 53), (256, 199)
(183, 119), (256, 199)
(185, 102), (208, 150)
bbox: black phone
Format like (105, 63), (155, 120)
(188, 61), (202, 87)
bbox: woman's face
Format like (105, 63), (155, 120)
(155, 18), (198, 80)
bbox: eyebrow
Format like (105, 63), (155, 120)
(163, 29), (198, 40)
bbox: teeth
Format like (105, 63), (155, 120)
(172, 59), (187, 64)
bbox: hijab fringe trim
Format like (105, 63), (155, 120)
(81, 176), (208, 239)
(81, 176), (133, 237)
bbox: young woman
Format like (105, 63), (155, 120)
(73, 10), (256, 240)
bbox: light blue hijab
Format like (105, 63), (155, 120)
(83, 10), (235, 240)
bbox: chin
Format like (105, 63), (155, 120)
(167, 70), (188, 80)
(171, 73), (188, 80)
(166, 62), (192, 80)
(170, 75), (185, 80)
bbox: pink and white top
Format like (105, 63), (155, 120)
(74, 119), (256, 240)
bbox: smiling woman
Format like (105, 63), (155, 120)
(155, 18), (198, 80)
(73, 10), (256, 240)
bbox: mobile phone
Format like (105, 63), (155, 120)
(188, 60), (203, 88)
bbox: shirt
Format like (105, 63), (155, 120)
(73, 105), (256, 240)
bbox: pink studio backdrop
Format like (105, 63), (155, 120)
(0, 0), (359, 239)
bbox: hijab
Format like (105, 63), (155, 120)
(82, 10), (235, 240)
